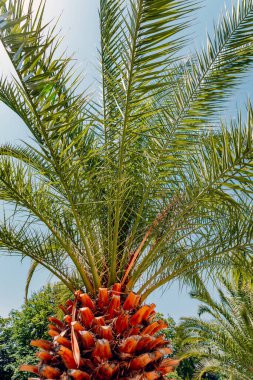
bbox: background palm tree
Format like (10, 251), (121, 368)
(178, 278), (253, 379)
(0, 0), (253, 378)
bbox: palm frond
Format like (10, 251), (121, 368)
(0, 217), (76, 291)
(140, 0), (253, 198)
(179, 278), (253, 379)
(0, 155), (95, 289)
(161, 0), (253, 147)
(0, 0), (253, 297)
(25, 259), (39, 302)
(101, 0), (199, 283)
(127, 105), (253, 293)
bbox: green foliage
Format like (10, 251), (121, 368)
(0, 317), (13, 380)
(159, 310), (219, 380)
(155, 313), (177, 339)
(176, 357), (221, 380)
(0, 0), (252, 296)
(166, 372), (183, 380)
(178, 278), (253, 379)
(177, 358), (197, 380)
(0, 285), (58, 380)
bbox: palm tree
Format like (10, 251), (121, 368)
(0, 0), (253, 378)
(178, 278), (253, 380)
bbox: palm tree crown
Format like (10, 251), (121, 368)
(0, 0), (253, 298)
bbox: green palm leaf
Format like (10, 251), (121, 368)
(0, 0), (252, 298)
(179, 278), (253, 379)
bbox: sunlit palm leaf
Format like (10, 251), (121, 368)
(0, 0), (252, 298)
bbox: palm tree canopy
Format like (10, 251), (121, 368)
(0, 0), (253, 295)
(178, 278), (253, 379)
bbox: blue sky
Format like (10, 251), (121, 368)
(0, 0), (252, 321)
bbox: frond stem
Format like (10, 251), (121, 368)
(109, 0), (144, 284)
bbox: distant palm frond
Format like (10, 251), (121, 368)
(179, 278), (253, 379)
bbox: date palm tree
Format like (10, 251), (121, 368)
(178, 278), (253, 379)
(0, 0), (253, 378)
